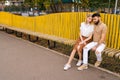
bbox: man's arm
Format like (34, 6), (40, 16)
(95, 32), (106, 47)
(92, 25), (107, 51)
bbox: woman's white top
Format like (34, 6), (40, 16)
(80, 22), (94, 37)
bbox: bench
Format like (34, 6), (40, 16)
(0, 24), (75, 48)
(0, 24), (120, 60)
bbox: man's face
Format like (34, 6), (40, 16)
(93, 16), (100, 25)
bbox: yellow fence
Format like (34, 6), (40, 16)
(0, 12), (120, 49)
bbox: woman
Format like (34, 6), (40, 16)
(64, 14), (94, 70)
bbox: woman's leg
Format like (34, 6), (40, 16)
(64, 38), (80, 70)
(76, 44), (85, 66)
(77, 45), (82, 60)
(66, 49), (77, 65)
(66, 38), (80, 65)
(64, 49), (77, 70)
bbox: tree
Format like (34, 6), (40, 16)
(89, 0), (115, 12)
(24, 0), (48, 11)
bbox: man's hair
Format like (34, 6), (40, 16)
(92, 13), (101, 17)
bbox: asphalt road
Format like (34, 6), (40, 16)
(0, 31), (119, 80)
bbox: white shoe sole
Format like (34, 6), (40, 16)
(76, 64), (82, 67)
(64, 65), (71, 71)
(64, 67), (71, 71)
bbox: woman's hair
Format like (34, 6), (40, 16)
(87, 14), (92, 18)
(85, 14), (93, 23)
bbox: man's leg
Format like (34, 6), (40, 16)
(78, 42), (97, 70)
(83, 42), (97, 64)
(95, 43), (106, 67)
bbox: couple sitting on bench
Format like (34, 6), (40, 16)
(64, 13), (107, 71)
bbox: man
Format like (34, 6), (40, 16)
(78, 13), (107, 70)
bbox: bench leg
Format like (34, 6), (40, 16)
(15, 31), (23, 37)
(2, 27), (5, 31)
(0, 27), (4, 31)
(88, 50), (91, 58)
(48, 40), (56, 49)
(5, 28), (14, 34)
(53, 41), (56, 48)
(48, 40), (51, 48)
(27, 35), (39, 42)
(88, 50), (95, 61)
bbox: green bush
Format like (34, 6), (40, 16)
(4, 5), (21, 12)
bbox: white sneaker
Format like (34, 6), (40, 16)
(64, 64), (71, 71)
(76, 60), (82, 66)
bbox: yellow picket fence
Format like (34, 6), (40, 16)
(0, 12), (120, 50)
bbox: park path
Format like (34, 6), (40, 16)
(0, 31), (119, 80)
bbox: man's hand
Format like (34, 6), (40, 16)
(92, 46), (97, 51)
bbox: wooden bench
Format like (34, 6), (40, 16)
(0, 24), (75, 48)
(0, 24), (120, 60)
(103, 48), (120, 59)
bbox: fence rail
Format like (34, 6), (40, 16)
(0, 12), (120, 49)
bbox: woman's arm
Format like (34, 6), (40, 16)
(80, 32), (83, 42)
(84, 33), (93, 42)
(80, 33), (93, 45)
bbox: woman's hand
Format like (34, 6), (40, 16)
(79, 42), (83, 45)
(79, 41), (86, 45)
(83, 41), (86, 45)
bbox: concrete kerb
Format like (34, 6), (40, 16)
(3, 31), (120, 78)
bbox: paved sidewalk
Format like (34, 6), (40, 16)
(0, 31), (120, 80)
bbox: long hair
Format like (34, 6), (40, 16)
(85, 14), (93, 24)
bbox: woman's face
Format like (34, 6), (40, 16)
(86, 17), (92, 23)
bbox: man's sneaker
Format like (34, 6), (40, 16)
(64, 64), (71, 71)
(94, 61), (101, 67)
(77, 64), (88, 71)
(76, 60), (82, 66)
